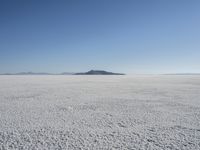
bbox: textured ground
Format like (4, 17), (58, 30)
(0, 75), (200, 150)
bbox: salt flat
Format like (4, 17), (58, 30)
(0, 75), (200, 149)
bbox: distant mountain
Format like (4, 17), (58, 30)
(60, 72), (74, 75)
(0, 72), (55, 75)
(75, 70), (125, 75)
(164, 73), (200, 75)
(17, 72), (54, 75)
(0, 72), (73, 75)
(0, 70), (125, 75)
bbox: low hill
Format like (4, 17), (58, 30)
(75, 70), (125, 75)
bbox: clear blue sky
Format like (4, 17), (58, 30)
(0, 0), (200, 74)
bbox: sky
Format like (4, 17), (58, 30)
(0, 0), (200, 74)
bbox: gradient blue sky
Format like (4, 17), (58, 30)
(0, 0), (200, 74)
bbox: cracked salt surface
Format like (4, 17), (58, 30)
(0, 75), (200, 149)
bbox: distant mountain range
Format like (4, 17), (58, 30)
(0, 70), (125, 75)
(164, 73), (200, 75)
(75, 70), (125, 75)
(1, 71), (200, 76)
(0, 72), (74, 75)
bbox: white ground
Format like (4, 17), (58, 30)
(0, 75), (200, 150)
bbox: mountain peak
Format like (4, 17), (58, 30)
(75, 70), (125, 75)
